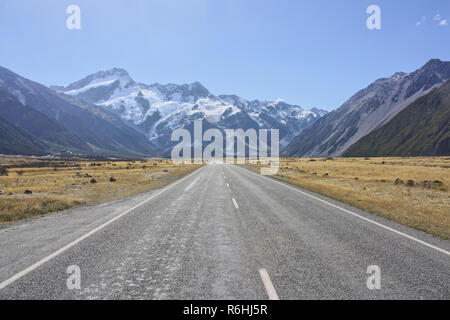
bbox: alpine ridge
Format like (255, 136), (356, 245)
(53, 68), (327, 153)
(344, 79), (450, 157)
(282, 59), (450, 157)
(0, 66), (157, 157)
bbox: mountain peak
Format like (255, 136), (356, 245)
(310, 107), (329, 116)
(103, 67), (130, 77)
(420, 58), (448, 73)
(64, 68), (133, 91)
(390, 72), (406, 80)
(88, 67), (132, 83)
(189, 80), (203, 87)
(188, 81), (207, 91)
(184, 81), (209, 97)
(424, 58), (442, 66)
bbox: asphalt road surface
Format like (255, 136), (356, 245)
(0, 164), (449, 299)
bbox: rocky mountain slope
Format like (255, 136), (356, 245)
(344, 79), (450, 157)
(283, 59), (450, 157)
(0, 66), (157, 157)
(0, 115), (49, 156)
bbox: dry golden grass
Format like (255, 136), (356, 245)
(0, 156), (201, 224)
(253, 157), (450, 239)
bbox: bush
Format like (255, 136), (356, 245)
(0, 167), (8, 176)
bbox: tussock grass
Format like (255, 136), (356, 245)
(254, 157), (450, 239)
(0, 197), (84, 222)
(0, 157), (201, 224)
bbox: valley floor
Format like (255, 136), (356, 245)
(1, 155), (448, 241)
(0, 156), (201, 224)
(252, 157), (450, 240)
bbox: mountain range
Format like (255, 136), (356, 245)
(0, 66), (325, 157)
(51, 68), (327, 154)
(0, 59), (449, 158)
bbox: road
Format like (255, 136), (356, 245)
(0, 164), (449, 299)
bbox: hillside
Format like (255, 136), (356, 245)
(282, 59), (450, 157)
(344, 80), (450, 157)
(0, 116), (49, 156)
(0, 86), (89, 153)
(0, 66), (158, 157)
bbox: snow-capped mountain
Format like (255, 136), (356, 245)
(0, 66), (157, 157)
(53, 69), (327, 152)
(283, 59), (450, 157)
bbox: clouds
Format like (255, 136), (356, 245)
(416, 16), (426, 26)
(416, 14), (448, 27)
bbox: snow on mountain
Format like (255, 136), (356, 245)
(0, 66), (157, 157)
(65, 79), (119, 95)
(54, 68), (327, 152)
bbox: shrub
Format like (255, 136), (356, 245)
(0, 167), (8, 176)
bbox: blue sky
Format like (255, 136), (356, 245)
(0, 0), (449, 110)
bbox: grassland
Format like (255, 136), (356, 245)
(252, 157), (449, 239)
(0, 156), (201, 224)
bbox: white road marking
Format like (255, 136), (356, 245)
(0, 166), (205, 290)
(184, 176), (200, 192)
(259, 269), (279, 300)
(232, 198), (239, 209)
(237, 166), (450, 256)
(226, 183), (230, 188)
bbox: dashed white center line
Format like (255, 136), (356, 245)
(259, 268), (279, 300)
(232, 198), (239, 209)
